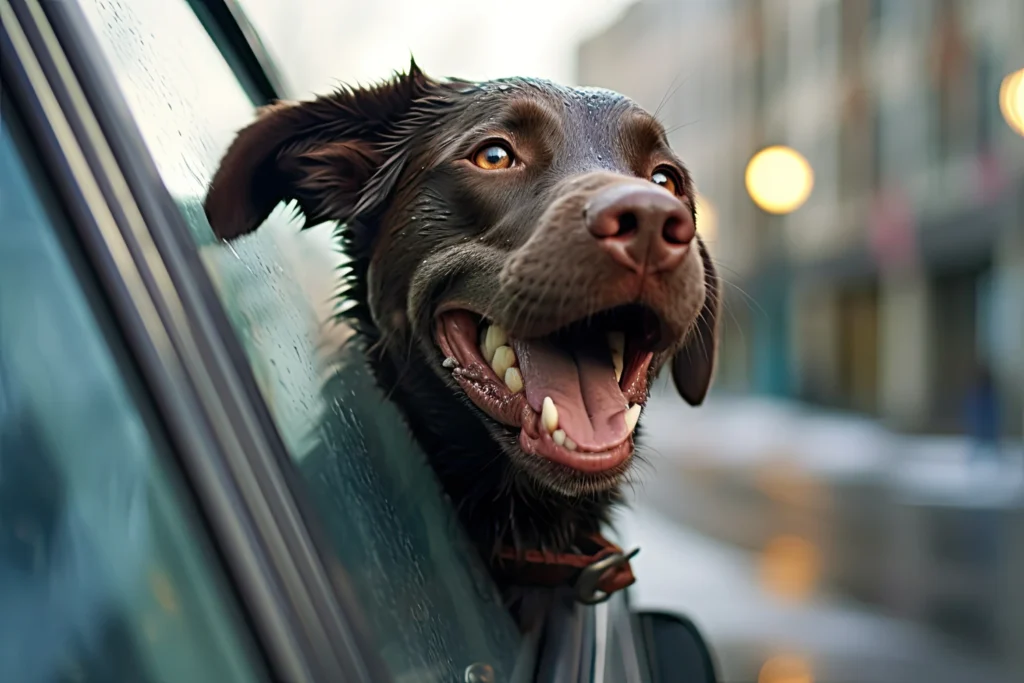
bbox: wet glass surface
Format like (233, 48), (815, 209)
(77, 1), (522, 679)
(0, 110), (262, 683)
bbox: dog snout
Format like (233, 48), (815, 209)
(585, 183), (694, 274)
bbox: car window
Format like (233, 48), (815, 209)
(598, 593), (646, 683)
(75, 0), (523, 679)
(0, 107), (264, 683)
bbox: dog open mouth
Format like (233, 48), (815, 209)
(435, 305), (664, 474)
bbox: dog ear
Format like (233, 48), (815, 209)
(204, 58), (441, 241)
(671, 237), (720, 406)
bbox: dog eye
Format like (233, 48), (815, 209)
(472, 144), (514, 170)
(650, 167), (679, 194)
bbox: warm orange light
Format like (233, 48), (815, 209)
(759, 655), (814, 683)
(695, 193), (718, 246)
(745, 146), (814, 214)
(1000, 68), (1024, 136)
(758, 535), (820, 601)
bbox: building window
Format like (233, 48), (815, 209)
(869, 0), (884, 37)
(817, 2), (835, 60)
(871, 102), (885, 189)
(928, 0), (970, 162)
(976, 50), (995, 150)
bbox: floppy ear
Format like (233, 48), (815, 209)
(671, 237), (720, 406)
(204, 59), (441, 241)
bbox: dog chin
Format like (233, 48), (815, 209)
(494, 422), (634, 498)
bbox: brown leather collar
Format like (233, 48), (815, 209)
(493, 533), (639, 605)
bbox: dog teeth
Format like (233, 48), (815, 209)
(541, 396), (559, 434)
(504, 367), (524, 393)
(607, 331), (625, 355)
(608, 332), (625, 382)
(625, 403), (641, 433)
(552, 429), (566, 446)
(564, 436), (578, 451)
(480, 324), (508, 364)
(442, 357), (457, 369)
(491, 345), (516, 379)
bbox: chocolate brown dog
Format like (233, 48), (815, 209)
(204, 60), (719, 601)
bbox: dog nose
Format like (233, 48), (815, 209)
(585, 183), (695, 274)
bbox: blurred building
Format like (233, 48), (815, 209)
(578, 0), (1024, 436)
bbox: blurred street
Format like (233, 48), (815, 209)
(619, 504), (1010, 683)
(618, 386), (1022, 683)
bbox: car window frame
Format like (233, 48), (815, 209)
(189, 0), (291, 104)
(0, 0), (388, 681)
(0, 93), (276, 683)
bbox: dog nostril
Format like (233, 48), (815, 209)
(616, 212), (639, 236)
(662, 216), (693, 245)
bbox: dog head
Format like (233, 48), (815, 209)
(205, 61), (719, 501)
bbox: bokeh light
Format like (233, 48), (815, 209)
(759, 655), (815, 683)
(758, 535), (821, 601)
(745, 145), (815, 214)
(695, 192), (718, 246)
(1000, 67), (1024, 136)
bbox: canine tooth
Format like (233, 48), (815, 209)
(608, 332), (625, 382)
(541, 396), (559, 433)
(488, 324), (508, 347)
(481, 324), (508, 364)
(442, 357), (457, 369)
(564, 437), (578, 451)
(491, 345), (516, 378)
(553, 429), (566, 446)
(480, 343), (493, 364)
(625, 404), (641, 433)
(504, 367), (524, 393)
(479, 325), (493, 363)
(607, 331), (625, 355)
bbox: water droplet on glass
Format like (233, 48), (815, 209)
(464, 663), (495, 683)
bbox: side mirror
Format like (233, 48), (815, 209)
(635, 611), (719, 683)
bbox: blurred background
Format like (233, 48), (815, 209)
(119, 0), (1024, 681)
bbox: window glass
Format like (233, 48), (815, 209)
(77, 0), (522, 679)
(0, 109), (262, 683)
(595, 594), (645, 683)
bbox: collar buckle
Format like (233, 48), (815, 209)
(573, 547), (640, 605)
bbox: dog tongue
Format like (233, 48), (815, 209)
(512, 337), (629, 452)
